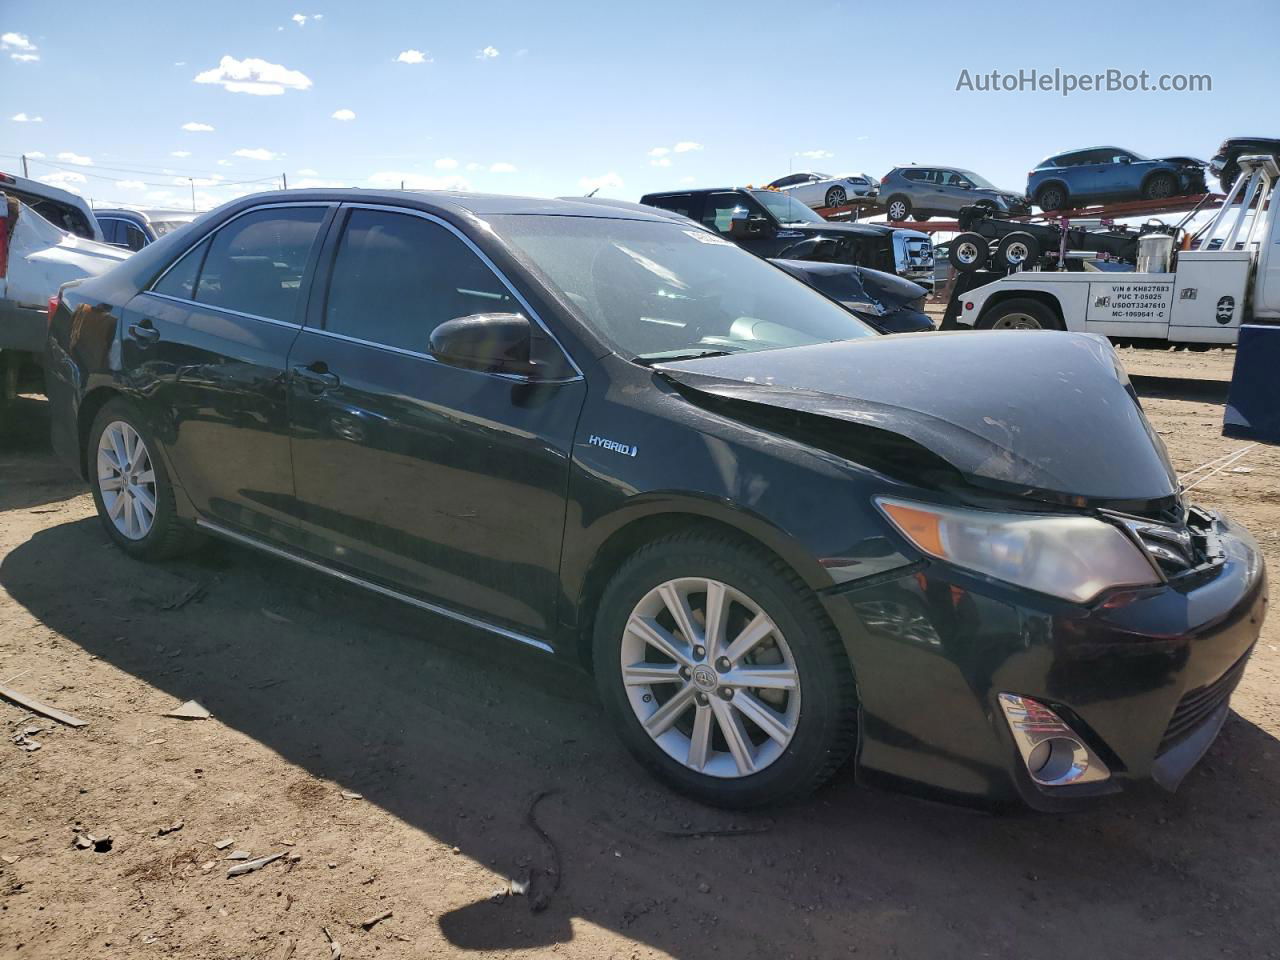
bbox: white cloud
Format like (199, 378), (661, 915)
(395, 49), (429, 64)
(170, 150), (192, 158)
(2, 32), (36, 50)
(233, 148), (277, 161)
(673, 141), (703, 153)
(796, 149), (834, 160)
(175, 175), (226, 187)
(367, 171), (471, 192)
(293, 177), (346, 189)
(217, 159), (233, 167)
(11, 112), (43, 123)
(579, 171), (623, 194)
(314, 13), (324, 20)
(117, 180), (147, 191)
(476, 45), (499, 59)
(489, 162), (517, 173)
(182, 121), (215, 132)
(331, 108), (356, 121)
(297, 168), (319, 176)
(10, 53), (39, 62)
(25, 151), (44, 159)
(37, 171), (86, 194)
(434, 157), (458, 170)
(174, 61), (186, 66)
(194, 55), (312, 96)
(56, 151), (92, 166)
(465, 162), (481, 172)
(650, 156), (672, 168)
(647, 147), (670, 158)
(291, 13), (308, 25)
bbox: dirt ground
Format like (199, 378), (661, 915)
(1, 347), (1277, 960)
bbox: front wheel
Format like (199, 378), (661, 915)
(1143, 172), (1178, 201)
(88, 398), (199, 560)
(824, 186), (847, 209)
(1035, 184), (1068, 212)
(948, 232), (990, 272)
(593, 531), (858, 808)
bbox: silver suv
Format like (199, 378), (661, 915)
(878, 166), (1030, 222)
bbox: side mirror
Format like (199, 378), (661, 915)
(428, 312), (535, 376)
(728, 210), (772, 239)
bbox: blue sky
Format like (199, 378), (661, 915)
(3, 0), (1276, 212)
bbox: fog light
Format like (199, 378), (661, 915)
(998, 693), (1110, 787)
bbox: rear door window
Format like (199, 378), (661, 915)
(321, 208), (515, 354)
(193, 207), (327, 323)
(152, 237), (212, 300)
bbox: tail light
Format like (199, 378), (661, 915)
(47, 294), (60, 326)
(880, 175), (890, 184)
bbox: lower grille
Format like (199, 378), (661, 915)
(1159, 647), (1253, 754)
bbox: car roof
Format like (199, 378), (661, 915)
(642, 187), (735, 198)
(216, 188), (680, 222)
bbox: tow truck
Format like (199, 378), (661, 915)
(943, 155), (1279, 345)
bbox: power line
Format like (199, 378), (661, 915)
(1, 153), (283, 189)
(0, 151), (279, 183)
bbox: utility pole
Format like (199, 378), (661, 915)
(21, 154), (29, 178)
(282, 172), (288, 190)
(189, 178), (196, 213)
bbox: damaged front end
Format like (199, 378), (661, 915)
(654, 330), (1266, 808)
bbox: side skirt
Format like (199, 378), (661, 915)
(194, 518), (556, 655)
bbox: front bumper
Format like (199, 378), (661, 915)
(822, 512), (1267, 810)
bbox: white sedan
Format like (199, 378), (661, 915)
(766, 171), (879, 210)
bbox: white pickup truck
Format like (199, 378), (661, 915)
(949, 155), (1280, 344)
(1, 192), (129, 397)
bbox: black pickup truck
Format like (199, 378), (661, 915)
(639, 187), (934, 286)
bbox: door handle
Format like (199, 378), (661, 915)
(292, 362), (340, 390)
(128, 322), (159, 344)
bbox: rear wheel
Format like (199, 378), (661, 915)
(1035, 183), (1068, 212)
(1217, 163), (1239, 194)
(593, 531), (858, 808)
(824, 186), (847, 209)
(885, 195), (912, 222)
(977, 297), (1061, 331)
(1143, 172), (1178, 201)
(994, 231), (1041, 270)
(948, 232), (989, 272)
(88, 398), (199, 560)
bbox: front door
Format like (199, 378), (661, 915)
(122, 203), (333, 542)
(700, 192), (782, 258)
(286, 205), (585, 637)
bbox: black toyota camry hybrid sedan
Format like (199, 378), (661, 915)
(45, 190), (1267, 810)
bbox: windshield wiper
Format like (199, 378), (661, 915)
(631, 348), (735, 366)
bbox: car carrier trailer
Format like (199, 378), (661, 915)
(943, 155), (1278, 345)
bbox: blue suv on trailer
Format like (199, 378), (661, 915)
(1027, 146), (1207, 212)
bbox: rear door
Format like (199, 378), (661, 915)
(285, 204), (586, 637)
(122, 202), (333, 543)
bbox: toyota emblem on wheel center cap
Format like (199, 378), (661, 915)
(691, 665), (718, 691)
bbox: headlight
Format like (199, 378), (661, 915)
(876, 498), (1161, 603)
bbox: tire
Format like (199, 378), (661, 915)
(1035, 183), (1068, 213)
(88, 398), (199, 561)
(592, 530), (858, 809)
(948, 232), (989, 272)
(1142, 172), (1178, 201)
(824, 186), (847, 209)
(1217, 162), (1239, 195)
(976, 297), (1061, 331)
(885, 195), (912, 222)
(994, 231), (1041, 270)
(912, 214), (931, 222)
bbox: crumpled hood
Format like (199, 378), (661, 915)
(2, 199), (129, 306)
(656, 331), (1178, 503)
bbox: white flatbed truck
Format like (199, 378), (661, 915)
(947, 156), (1280, 345)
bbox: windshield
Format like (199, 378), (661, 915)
(492, 216), (876, 360)
(748, 190), (826, 224)
(955, 169), (997, 190)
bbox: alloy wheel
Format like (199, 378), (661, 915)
(620, 577), (801, 778)
(826, 187), (847, 209)
(96, 420), (157, 540)
(888, 199), (907, 220)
